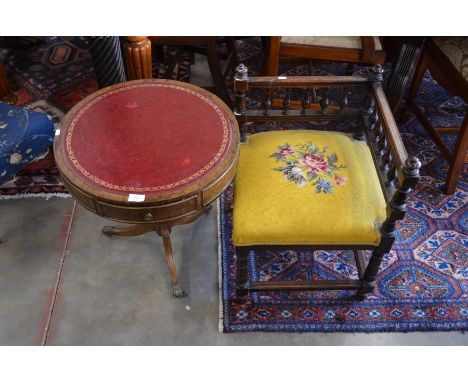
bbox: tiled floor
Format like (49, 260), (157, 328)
(0, 55), (466, 345)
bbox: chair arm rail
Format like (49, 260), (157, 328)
(372, 82), (408, 169)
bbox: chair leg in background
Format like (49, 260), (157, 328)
(206, 37), (231, 106)
(235, 246), (250, 303)
(446, 114), (468, 194)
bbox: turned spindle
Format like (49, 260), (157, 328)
(234, 64), (249, 139)
(340, 88), (348, 111)
(282, 88), (291, 115)
(122, 36), (152, 80)
(301, 88), (311, 114)
(263, 88), (272, 116)
(320, 89), (329, 113)
(358, 156), (421, 299)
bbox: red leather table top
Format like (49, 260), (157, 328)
(55, 80), (238, 201)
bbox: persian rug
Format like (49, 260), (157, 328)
(219, 39), (467, 333)
(0, 37), (191, 198)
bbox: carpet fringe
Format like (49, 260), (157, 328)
(0, 192), (71, 200)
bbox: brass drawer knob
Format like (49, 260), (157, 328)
(144, 212), (153, 221)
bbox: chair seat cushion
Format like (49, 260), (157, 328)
(432, 37), (468, 81)
(280, 36), (383, 51)
(0, 102), (55, 186)
(232, 130), (387, 246)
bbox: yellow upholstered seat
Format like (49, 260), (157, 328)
(232, 130), (387, 247)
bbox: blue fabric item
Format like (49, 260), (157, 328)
(0, 102), (55, 186)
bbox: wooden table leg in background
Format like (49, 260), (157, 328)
(122, 36), (153, 80)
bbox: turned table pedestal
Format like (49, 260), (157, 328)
(54, 79), (239, 297)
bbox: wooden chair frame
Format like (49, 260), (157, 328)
(232, 63), (420, 301)
(404, 38), (468, 194)
(264, 36), (386, 76)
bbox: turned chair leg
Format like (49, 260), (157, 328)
(357, 247), (386, 300)
(235, 247), (250, 303)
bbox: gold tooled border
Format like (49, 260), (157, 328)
(65, 83), (230, 192)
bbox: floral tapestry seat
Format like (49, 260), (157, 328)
(232, 129), (387, 246)
(0, 102), (55, 186)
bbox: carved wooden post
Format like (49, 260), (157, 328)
(122, 36), (152, 80)
(234, 63), (248, 140)
(358, 156), (421, 299)
(358, 64), (384, 141)
(87, 36), (127, 88)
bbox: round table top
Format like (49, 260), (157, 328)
(54, 79), (239, 203)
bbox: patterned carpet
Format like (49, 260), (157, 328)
(220, 39), (467, 333)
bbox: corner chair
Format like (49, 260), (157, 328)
(231, 63), (420, 302)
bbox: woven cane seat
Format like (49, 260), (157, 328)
(232, 130), (387, 246)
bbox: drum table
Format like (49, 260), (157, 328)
(54, 79), (239, 297)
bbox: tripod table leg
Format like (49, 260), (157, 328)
(159, 224), (188, 298)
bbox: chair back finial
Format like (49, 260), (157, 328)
(405, 156), (422, 176)
(235, 63), (248, 81)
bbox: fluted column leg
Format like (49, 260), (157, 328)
(122, 36), (152, 80)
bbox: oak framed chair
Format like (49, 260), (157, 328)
(404, 37), (468, 194)
(232, 63), (420, 302)
(263, 36), (386, 76)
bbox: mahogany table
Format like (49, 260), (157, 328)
(54, 79), (239, 297)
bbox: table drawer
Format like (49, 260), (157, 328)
(97, 195), (199, 223)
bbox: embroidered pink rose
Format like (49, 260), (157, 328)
(276, 144), (295, 157)
(334, 174), (348, 185)
(300, 154), (329, 173)
(271, 141), (347, 194)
